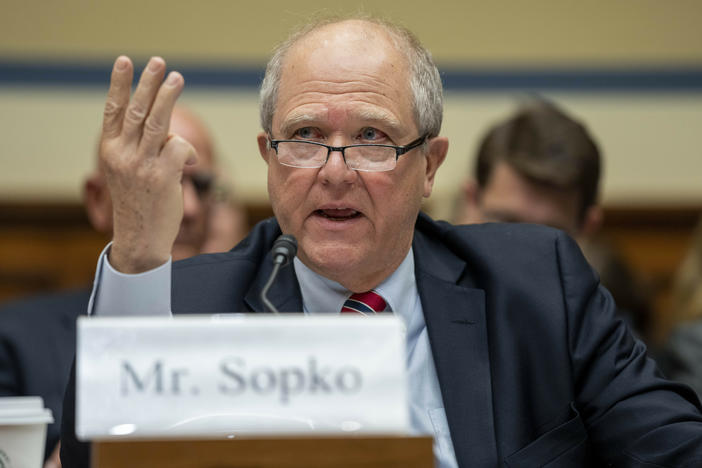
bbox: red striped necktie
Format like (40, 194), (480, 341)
(341, 290), (387, 314)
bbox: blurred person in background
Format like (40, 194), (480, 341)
(658, 217), (702, 396)
(0, 105), (248, 467)
(454, 99), (653, 339)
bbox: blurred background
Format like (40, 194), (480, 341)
(1, 0), (701, 343)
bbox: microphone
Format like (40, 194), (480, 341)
(261, 234), (298, 314)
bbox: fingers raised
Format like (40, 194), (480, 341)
(102, 56), (133, 139)
(138, 71), (184, 156)
(121, 56), (167, 142)
(160, 134), (197, 176)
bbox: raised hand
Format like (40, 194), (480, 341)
(100, 56), (196, 273)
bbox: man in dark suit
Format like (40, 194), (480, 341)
(61, 16), (702, 467)
(0, 106), (247, 467)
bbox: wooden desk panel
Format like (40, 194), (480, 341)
(93, 436), (434, 468)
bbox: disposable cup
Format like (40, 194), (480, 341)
(0, 397), (53, 468)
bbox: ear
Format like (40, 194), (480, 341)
(83, 174), (113, 233)
(454, 179), (484, 224)
(423, 136), (449, 197)
(580, 205), (603, 237)
(257, 132), (271, 164)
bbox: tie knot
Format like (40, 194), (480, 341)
(341, 290), (387, 314)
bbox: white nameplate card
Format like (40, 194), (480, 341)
(76, 314), (408, 440)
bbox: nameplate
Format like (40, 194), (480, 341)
(76, 315), (408, 440)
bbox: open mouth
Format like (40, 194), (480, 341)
(315, 208), (361, 221)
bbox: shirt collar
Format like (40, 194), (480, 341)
(293, 248), (416, 316)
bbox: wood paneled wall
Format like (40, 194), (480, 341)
(0, 202), (274, 302)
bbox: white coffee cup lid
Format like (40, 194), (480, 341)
(0, 396), (43, 411)
(0, 396), (54, 425)
(0, 407), (53, 425)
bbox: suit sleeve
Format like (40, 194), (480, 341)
(557, 232), (702, 467)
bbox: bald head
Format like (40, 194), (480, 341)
(288, 20), (405, 73)
(259, 16), (443, 139)
(169, 106), (216, 170)
(272, 20), (414, 138)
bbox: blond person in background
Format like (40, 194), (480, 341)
(659, 218), (702, 396)
(0, 105), (248, 468)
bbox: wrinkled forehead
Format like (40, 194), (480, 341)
(274, 20), (414, 128)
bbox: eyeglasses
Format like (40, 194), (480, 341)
(183, 172), (215, 198)
(268, 135), (428, 172)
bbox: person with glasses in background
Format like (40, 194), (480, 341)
(62, 16), (702, 468)
(0, 105), (248, 468)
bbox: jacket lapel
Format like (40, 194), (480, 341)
(242, 214), (497, 465)
(243, 250), (303, 313)
(414, 229), (498, 468)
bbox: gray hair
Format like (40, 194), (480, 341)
(259, 16), (443, 139)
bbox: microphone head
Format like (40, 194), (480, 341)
(271, 234), (298, 267)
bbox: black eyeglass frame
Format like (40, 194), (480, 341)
(182, 172), (215, 199)
(267, 134), (428, 171)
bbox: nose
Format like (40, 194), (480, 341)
(318, 147), (356, 186)
(182, 178), (202, 220)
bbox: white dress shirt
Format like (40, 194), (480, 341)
(91, 243), (458, 468)
(294, 251), (458, 468)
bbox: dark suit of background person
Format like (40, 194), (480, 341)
(62, 214), (702, 467)
(0, 289), (88, 461)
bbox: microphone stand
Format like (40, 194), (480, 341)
(260, 234), (297, 314)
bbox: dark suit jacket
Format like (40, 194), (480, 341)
(62, 214), (702, 467)
(0, 287), (88, 461)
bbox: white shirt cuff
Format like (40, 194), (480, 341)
(88, 242), (172, 317)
